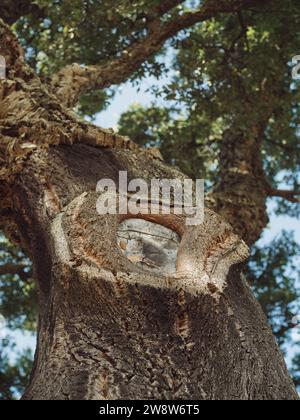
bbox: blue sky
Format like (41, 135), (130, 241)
(4, 75), (300, 368)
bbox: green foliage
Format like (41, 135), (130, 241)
(0, 237), (37, 332)
(118, 104), (220, 180)
(247, 232), (300, 348)
(0, 337), (33, 400)
(14, 0), (178, 115)
(115, 1), (300, 200)
(166, 0), (300, 192)
(15, 0), (172, 74)
(0, 236), (36, 399)
(76, 89), (115, 121)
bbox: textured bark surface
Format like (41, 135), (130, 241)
(1, 144), (296, 400)
(208, 129), (269, 246)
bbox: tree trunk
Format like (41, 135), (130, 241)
(4, 143), (296, 400)
(208, 128), (270, 246)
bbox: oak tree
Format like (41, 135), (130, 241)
(0, 0), (299, 400)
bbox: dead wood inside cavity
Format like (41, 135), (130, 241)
(117, 218), (181, 275)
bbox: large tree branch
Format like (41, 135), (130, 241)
(0, 0), (44, 25)
(145, 0), (186, 19)
(51, 0), (270, 108)
(0, 262), (32, 281)
(268, 188), (300, 204)
(0, 20), (142, 185)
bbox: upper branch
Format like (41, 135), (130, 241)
(0, 262), (32, 282)
(0, 0), (44, 25)
(51, 0), (270, 108)
(268, 188), (300, 204)
(142, 0), (186, 20)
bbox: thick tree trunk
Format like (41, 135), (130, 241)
(3, 143), (297, 400)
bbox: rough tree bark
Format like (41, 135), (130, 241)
(0, 1), (299, 400)
(6, 145), (298, 400)
(208, 128), (270, 246)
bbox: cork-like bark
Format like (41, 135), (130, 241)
(208, 129), (270, 246)
(1, 144), (295, 400)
